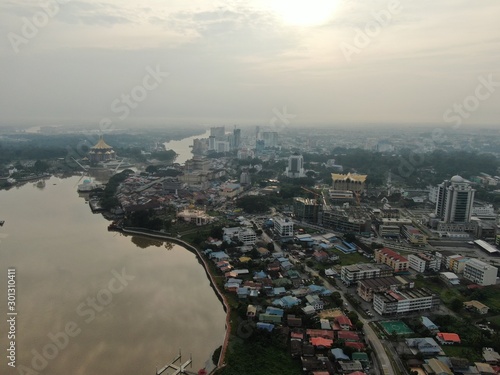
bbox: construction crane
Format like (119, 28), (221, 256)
(300, 186), (320, 200)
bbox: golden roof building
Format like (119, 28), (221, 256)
(331, 173), (367, 193)
(88, 135), (116, 163)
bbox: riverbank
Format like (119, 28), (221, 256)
(115, 227), (232, 372)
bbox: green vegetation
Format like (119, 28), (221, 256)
(101, 169), (134, 209)
(332, 249), (366, 266)
(236, 195), (280, 214)
(216, 331), (301, 375)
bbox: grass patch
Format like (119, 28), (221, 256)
(331, 249), (366, 266)
(489, 315), (500, 327)
(442, 345), (482, 362)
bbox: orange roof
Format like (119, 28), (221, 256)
(310, 337), (333, 347)
(437, 332), (461, 343)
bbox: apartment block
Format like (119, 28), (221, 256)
(375, 248), (409, 273)
(373, 288), (440, 316)
(463, 258), (498, 286)
(340, 263), (393, 286)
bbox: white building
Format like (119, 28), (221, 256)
(408, 253), (440, 273)
(274, 217), (294, 238)
(238, 228), (257, 245)
(285, 154), (305, 178)
(435, 176), (476, 231)
(463, 258), (498, 286)
(373, 288), (440, 316)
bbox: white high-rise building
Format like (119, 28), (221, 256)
(435, 176), (476, 231)
(435, 176), (475, 223)
(285, 153), (305, 178)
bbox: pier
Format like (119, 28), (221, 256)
(156, 351), (195, 375)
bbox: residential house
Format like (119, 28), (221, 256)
(421, 316), (439, 334)
(436, 333), (461, 345)
(330, 348), (350, 361)
(336, 315), (353, 330)
(273, 295), (300, 308)
(423, 358), (453, 375)
(405, 338), (443, 357)
(338, 331), (361, 342)
(464, 300), (490, 314)
(313, 250), (329, 262)
(306, 295), (324, 311)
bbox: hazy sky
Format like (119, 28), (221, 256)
(1, 0), (499, 128)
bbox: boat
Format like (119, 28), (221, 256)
(77, 178), (97, 192)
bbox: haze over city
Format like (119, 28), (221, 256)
(1, 0), (499, 127)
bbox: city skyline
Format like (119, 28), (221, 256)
(1, 0), (499, 127)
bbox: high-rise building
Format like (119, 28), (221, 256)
(233, 128), (241, 149)
(210, 126), (225, 140)
(208, 136), (216, 151)
(285, 153), (305, 178)
(261, 131), (278, 148)
(435, 176), (475, 231)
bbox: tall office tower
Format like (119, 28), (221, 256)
(261, 131), (278, 148)
(233, 128), (241, 149)
(285, 153), (305, 178)
(210, 126), (225, 140)
(208, 136), (216, 151)
(435, 176), (475, 224)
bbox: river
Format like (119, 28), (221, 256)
(0, 176), (226, 375)
(164, 130), (210, 165)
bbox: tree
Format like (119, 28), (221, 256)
(210, 225), (224, 240)
(450, 298), (463, 312)
(267, 242), (275, 252)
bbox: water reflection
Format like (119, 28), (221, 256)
(0, 176), (225, 375)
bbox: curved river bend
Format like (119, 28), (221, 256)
(0, 176), (225, 375)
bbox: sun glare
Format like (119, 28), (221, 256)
(266, 0), (340, 27)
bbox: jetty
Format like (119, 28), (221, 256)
(156, 351), (195, 375)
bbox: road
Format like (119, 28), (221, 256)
(261, 226), (395, 375)
(300, 263), (395, 375)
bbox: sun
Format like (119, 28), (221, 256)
(265, 0), (340, 27)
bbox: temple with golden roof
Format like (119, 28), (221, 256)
(331, 173), (367, 193)
(88, 135), (116, 163)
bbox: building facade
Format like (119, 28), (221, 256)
(331, 173), (367, 194)
(373, 288), (440, 315)
(340, 263), (393, 286)
(463, 258), (498, 286)
(274, 217), (294, 238)
(375, 248), (409, 273)
(88, 135), (116, 163)
(285, 154), (306, 178)
(408, 253), (440, 273)
(435, 176), (476, 232)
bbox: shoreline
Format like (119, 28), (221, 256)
(115, 227), (231, 373)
